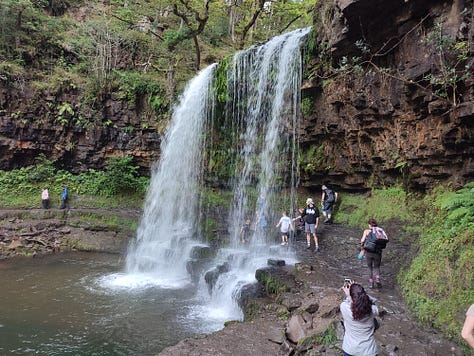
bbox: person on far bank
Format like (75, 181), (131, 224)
(60, 186), (69, 210)
(340, 281), (379, 356)
(276, 211), (293, 245)
(360, 218), (388, 289)
(41, 188), (49, 209)
(293, 198), (320, 251)
(462, 303), (474, 349)
(321, 184), (338, 223)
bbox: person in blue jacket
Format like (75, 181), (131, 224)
(60, 186), (69, 209)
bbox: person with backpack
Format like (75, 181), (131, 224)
(321, 185), (338, 223)
(360, 218), (389, 289)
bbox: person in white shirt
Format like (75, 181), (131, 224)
(276, 211), (293, 245)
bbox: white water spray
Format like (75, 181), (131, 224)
(124, 64), (217, 287)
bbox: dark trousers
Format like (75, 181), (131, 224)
(365, 251), (382, 280)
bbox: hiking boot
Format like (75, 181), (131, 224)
(323, 218), (329, 223)
(306, 244), (311, 249)
(376, 279), (382, 288)
(369, 281), (374, 289)
(315, 247), (320, 252)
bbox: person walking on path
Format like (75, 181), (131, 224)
(59, 186), (69, 209)
(360, 218), (388, 289)
(41, 188), (49, 209)
(276, 211), (293, 245)
(321, 185), (338, 223)
(340, 281), (379, 356)
(462, 303), (474, 349)
(293, 198), (320, 251)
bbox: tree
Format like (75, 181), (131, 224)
(171, 0), (213, 70)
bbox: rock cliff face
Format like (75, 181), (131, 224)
(300, 0), (473, 191)
(0, 82), (161, 172)
(0, 0), (472, 190)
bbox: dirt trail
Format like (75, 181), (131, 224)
(294, 222), (464, 356)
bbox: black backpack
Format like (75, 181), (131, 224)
(364, 229), (389, 252)
(326, 189), (335, 203)
(363, 231), (378, 252)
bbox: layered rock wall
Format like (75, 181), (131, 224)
(0, 84), (161, 172)
(300, 0), (473, 190)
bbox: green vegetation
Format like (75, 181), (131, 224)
(398, 183), (474, 347)
(0, 155), (148, 209)
(421, 20), (470, 105)
(300, 321), (338, 348)
(0, 0), (316, 133)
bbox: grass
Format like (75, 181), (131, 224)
(335, 185), (415, 228)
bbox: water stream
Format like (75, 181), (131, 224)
(0, 253), (220, 355)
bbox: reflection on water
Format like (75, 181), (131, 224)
(0, 253), (224, 355)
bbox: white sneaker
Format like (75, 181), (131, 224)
(281, 242), (286, 245)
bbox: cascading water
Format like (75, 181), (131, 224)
(123, 64), (216, 287)
(108, 27), (310, 327)
(228, 27), (310, 245)
(200, 27), (311, 321)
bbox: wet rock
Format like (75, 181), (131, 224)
(237, 282), (262, 309)
(286, 313), (313, 343)
(255, 266), (296, 292)
(281, 294), (303, 312)
(204, 262), (230, 293)
(189, 245), (213, 259)
(267, 258), (285, 267)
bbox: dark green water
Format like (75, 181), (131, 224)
(0, 252), (221, 355)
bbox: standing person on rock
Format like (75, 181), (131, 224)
(321, 185), (338, 223)
(41, 188), (50, 209)
(340, 281), (379, 356)
(293, 198), (320, 251)
(360, 218), (388, 289)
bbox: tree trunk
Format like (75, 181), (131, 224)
(193, 34), (201, 70)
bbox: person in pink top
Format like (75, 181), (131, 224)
(41, 188), (50, 209)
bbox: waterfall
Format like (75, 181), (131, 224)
(116, 27), (310, 324)
(227, 28), (311, 246)
(199, 27), (311, 321)
(124, 64), (216, 287)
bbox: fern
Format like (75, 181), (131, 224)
(438, 183), (474, 211)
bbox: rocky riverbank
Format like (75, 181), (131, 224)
(0, 208), (138, 259)
(160, 222), (465, 355)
